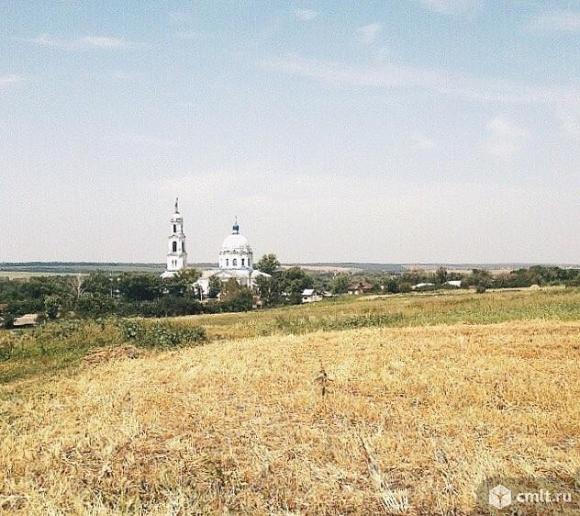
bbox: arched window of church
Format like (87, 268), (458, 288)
(173, 224), (177, 233)
(233, 259), (238, 267)
(226, 258), (229, 267)
(241, 258), (245, 266)
(172, 241), (177, 253)
(182, 242), (185, 252)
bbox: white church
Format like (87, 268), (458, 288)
(161, 199), (270, 294)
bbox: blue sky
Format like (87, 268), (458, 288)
(1, 0), (579, 263)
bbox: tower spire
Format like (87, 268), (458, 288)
(163, 198), (187, 277)
(233, 216), (239, 234)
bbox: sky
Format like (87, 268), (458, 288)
(1, 0), (579, 264)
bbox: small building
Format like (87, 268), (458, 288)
(411, 282), (435, 291)
(445, 280), (462, 288)
(13, 313), (40, 328)
(302, 289), (322, 303)
(347, 280), (374, 295)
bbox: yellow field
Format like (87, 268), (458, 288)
(1, 314), (579, 513)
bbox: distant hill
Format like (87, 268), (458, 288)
(1, 261), (578, 276)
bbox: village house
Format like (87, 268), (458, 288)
(347, 280), (375, 295)
(13, 313), (40, 328)
(301, 289), (322, 303)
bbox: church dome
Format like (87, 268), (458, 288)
(221, 233), (250, 251)
(218, 219), (254, 270)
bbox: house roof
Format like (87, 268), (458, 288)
(13, 313), (40, 327)
(413, 282), (435, 289)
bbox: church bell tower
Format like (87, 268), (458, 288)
(165, 198), (187, 276)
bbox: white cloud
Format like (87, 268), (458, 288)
(356, 23), (382, 45)
(418, 0), (480, 16)
(294, 9), (318, 21)
(0, 74), (23, 90)
(528, 11), (580, 33)
(22, 34), (133, 50)
(260, 54), (579, 105)
(483, 116), (528, 159)
(80, 36), (128, 48)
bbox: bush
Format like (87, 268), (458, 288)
(476, 285), (487, 294)
(1, 313), (15, 329)
(118, 319), (206, 348)
(76, 295), (117, 317)
(0, 333), (15, 360)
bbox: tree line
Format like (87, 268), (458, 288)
(0, 254), (317, 325)
(0, 260), (578, 327)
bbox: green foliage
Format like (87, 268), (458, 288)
(255, 275), (282, 306)
(0, 320), (122, 384)
(1, 313), (15, 329)
(273, 312), (405, 334)
(399, 282), (412, 293)
(83, 271), (114, 296)
(331, 274), (350, 294)
(44, 295), (62, 320)
(164, 268), (202, 297)
(220, 279), (254, 312)
(76, 294), (116, 317)
(281, 267), (314, 304)
(118, 273), (163, 301)
(467, 269), (493, 289)
(256, 253), (280, 275)
(0, 333), (15, 360)
(118, 319), (206, 348)
(208, 275), (222, 299)
(1, 288), (578, 384)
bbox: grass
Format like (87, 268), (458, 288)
(0, 288), (579, 513)
(1, 321), (578, 514)
(1, 288), (578, 385)
(172, 287), (580, 339)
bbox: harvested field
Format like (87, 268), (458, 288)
(1, 320), (578, 514)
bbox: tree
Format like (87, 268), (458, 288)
(468, 269), (492, 289)
(44, 295), (61, 320)
(281, 267), (313, 304)
(119, 273), (163, 301)
(76, 294), (116, 317)
(165, 268), (202, 297)
(1, 313), (15, 329)
(83, 271), (115, 297)
(256, 254), (280, 275)
(255, 275), (282, 306)
(220, 279), (253, 311)
(331, 274), (350, 294)
(435, 267), (448, 285)
(385, 278), (400, 294)
(208, 275), (222, 299)
(72, 273), (85, 301)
